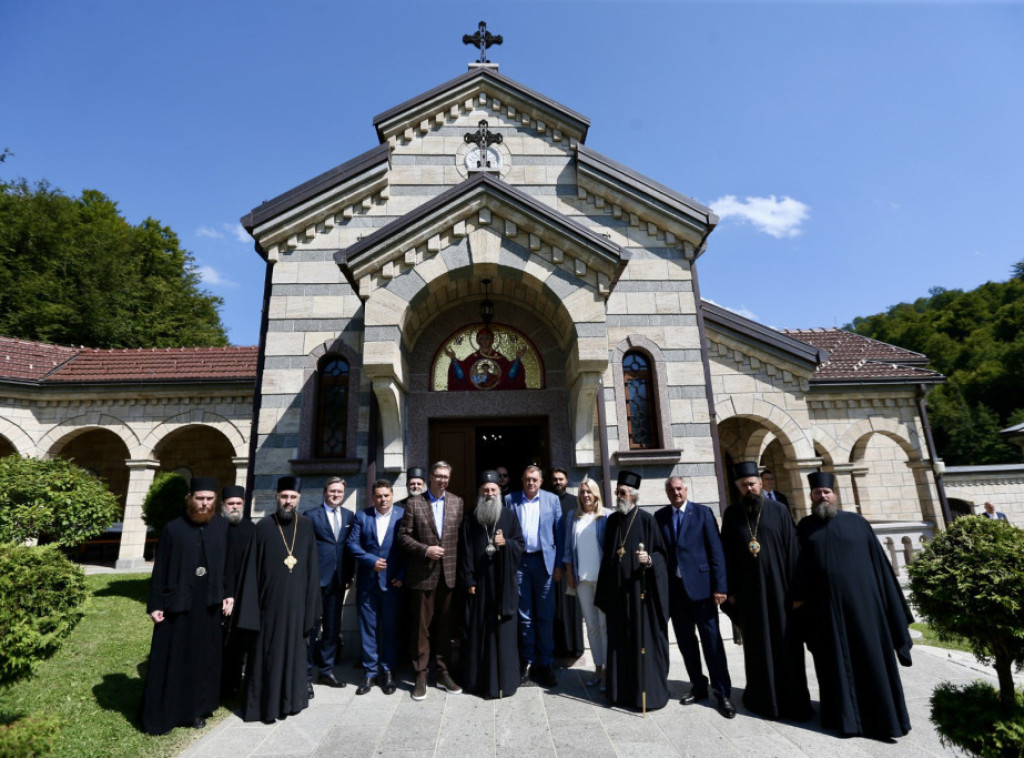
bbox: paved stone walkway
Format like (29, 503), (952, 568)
(179, 635), (1005, 757)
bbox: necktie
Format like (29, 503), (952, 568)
(331, 508), (340, 539)
(675, 508), (684, 536)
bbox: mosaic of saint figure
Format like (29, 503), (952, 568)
(442, 327), (531, 391)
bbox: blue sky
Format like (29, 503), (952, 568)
(3, 1), (1022, 347)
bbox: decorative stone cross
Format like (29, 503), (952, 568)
(463, 21), (502, 63)
(464, 120), (503, 151)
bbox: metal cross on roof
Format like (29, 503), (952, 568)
(463, 21), (502, 63)
(464, 120), (503, 150)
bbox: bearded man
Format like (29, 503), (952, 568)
(141, 477), (229, 735)
(595, 470), (671, 712)
(720, 461), (811, 721)
(236, 476), (320, 723)
(458, 470), (525, 698)
(794, 471), (914, 739)
(220, 484), (254, 698)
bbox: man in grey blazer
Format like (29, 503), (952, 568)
(505, 465), (564, 687)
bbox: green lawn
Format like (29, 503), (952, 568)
(911, 621), (974, 654)
(0, 573), (229, 757)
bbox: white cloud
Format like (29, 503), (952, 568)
(197, 265), (238, 287)
(703, 298), (759, 323)
(232, 224), (250, 244)
(196, 223), (252, 244)
(196, 225), (224, 239)
(709, 195), (810, 239)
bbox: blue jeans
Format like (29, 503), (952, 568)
(517, 552), (555, 666)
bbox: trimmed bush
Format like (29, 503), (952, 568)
(0, 456), (121, 547)
(141, 472), (187, 537)
(0, 714), (58, 757)
(931, 682), (1024, 757)
(0, 543), (88, 687)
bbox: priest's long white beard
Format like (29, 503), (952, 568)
(813, 501), (838, 520)
(615, 497), (633, 515)
(475, 495), (502, 529)
(223, 509), (243, 525)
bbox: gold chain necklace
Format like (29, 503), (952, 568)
(277, 514), (299, 572)
(615, 506), (641, 563)
(744, 503), (763, 557)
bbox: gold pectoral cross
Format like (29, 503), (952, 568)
(284, 554), (298, 572)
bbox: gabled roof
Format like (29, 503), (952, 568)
(337, 171), (626, 284)
(783, 328), (943, 385)
(0, 337), (257, 386)
(240, 144), (391, 256)
(373, 67), (589, 144)
(702, 301), (824, 368)
(576, 144), (718, 246)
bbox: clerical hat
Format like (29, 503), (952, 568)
(807, 471), (836, 490)
(189, 476), (218, 494)
(478, 470), (501, 487)
(221, 485), (245, 500)
(407, 467), (427, 481)
(276, 475), (302, 493)
(731, 461), (760, 480)
(616, 470), (642, 489)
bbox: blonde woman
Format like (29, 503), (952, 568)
(562, 477), (608, 689)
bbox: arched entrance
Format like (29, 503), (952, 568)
(154, 425), (237, 486)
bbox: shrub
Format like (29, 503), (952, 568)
(909, 516), (1024, 714)
(931, 681), (1024, 757)
(0, 543), (88, 687)
(0, 714), (58, 757)
(0, 455), (121, 547)
(141, 472), (188, 537)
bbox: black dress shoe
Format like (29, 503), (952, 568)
(356, 676), (376, 695)
(530, 663), (558, 688)
(191, 716), (206, 729)
(680, 688), (709, 705)
(717, 696), (737, 719)
(319, 671), (345, 688)
(307, 681), (315, 699)
(381, 671), (396, 695)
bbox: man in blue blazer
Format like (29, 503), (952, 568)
(304, 476), (354, 689)
(347, 479), (405, 695)
(505, 465), (564, 687)
(655, 476), (736, 718)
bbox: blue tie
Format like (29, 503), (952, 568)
(675, 507), (684, 537)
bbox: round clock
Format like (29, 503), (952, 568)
(465, 145), (502, 172)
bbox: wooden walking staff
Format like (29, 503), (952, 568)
(638, 541), (647, 717)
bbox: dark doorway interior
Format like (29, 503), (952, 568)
(429, 417), (550, 501)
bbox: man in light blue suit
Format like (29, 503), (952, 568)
(505, 465), (564, 688)
(304, 476), (354, 689)
(348, 479), (406, 695)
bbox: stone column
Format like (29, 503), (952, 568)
(116, 459), (161, 570)
(907, 460), (944, 527)
(849, 466), (870, 515)
(788, 457), (824, 520)
(832, 463), (858, 511)
(232, 456), (249, 487)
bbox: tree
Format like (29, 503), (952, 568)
(0, 179), (228, 348)
(909, 516), (1024, 714)
(0, 455), (121, 547)
(141, 472), (188, 537)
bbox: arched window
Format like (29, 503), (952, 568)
(316, 355), (350, 458)
(623, 350), (659, 449)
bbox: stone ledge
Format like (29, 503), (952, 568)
(289, 458), (363, 476)
(613, 448), (682, 466)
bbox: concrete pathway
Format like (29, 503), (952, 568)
(178, 636), (1006, 758)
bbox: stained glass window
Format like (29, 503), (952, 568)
(623, 350), (658, 449)
(316, 356), (349, 458)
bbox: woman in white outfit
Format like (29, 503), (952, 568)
(562, 477), (608, 689)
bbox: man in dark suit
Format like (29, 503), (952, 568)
(505, 465), (564, 688)
(304, 476), (354, 689)
(761, 470), (789, 507)
(348, 479), (405, 695)
(982, 501), (1010, 522)
(396, 460), (464, 700)
(655, 476), (735, 719)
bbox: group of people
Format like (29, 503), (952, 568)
(140, 460), (915, 742)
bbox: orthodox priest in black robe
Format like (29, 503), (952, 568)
(236, 476), (320, 724)
(220, 485), (255, 699)
(595, 470), (671, 712)
(720, 462), (811, 721)
(794, 471), (913, 739)
(140, 477), (228, 735)
(459, 471), (525, 699)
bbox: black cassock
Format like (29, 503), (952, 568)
(553, 492), (585, 660)
(458, 508), (525, 698)
(221, 518), (255, 697)
(721, 500), (811, 720)
(595, 507), (670, 711)
(140, 515), (228, 735)
(236, 513), (319, 723)
(795, 511), (913, 739)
